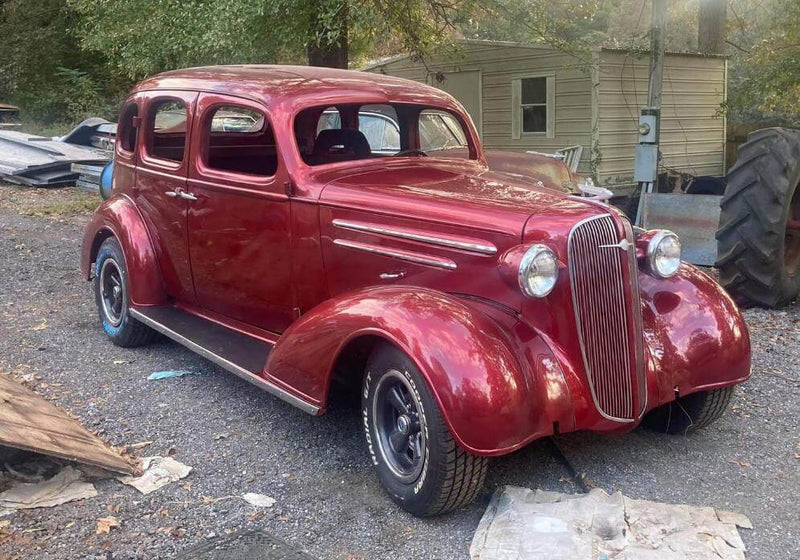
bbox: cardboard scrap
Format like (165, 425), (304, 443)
(0, 466), (97, 515)
(0, 374), (135, 474)
(117, 456), (191, 494)
(470, 486), (752, 560)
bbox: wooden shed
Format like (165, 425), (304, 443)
(364, 40), (727, 193)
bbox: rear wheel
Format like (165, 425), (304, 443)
(716, 127), (800, 307)
(642, 387), (734, 434)
(93, 237), (157, 347)
(362, 343), (487, 516)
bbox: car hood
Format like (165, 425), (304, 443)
(316, 159), (569, 238)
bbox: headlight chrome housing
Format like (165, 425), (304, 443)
(518, 245), (558, 298)
(647, 230), (681, 278)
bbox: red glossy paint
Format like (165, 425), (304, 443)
(82, 65), (751, 457)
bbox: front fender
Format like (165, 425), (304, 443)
(80, 195), (166, 306)
(640, 264), (751, 408)
(266, 286), (573, 456)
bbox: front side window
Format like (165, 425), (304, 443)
(419, 109), (468, 158)
(295, 103), (472, 166)
(203, 105), (276, 177)
(148, 99), (187, 162)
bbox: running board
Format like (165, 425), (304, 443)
(130, 306), (319, 415)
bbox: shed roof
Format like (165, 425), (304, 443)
(362, 39), (726, 70)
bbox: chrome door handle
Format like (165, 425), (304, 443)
(178, 191), (198, 201)
(379, 271), (406, 280)
(165, 190), (179, 197)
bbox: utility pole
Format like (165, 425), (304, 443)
(634, 0), (667, 225)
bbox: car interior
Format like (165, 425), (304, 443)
(294, 103), (471, 166)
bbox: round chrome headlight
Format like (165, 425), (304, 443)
(647, 230), (681, 278)
(518, 245), (558, 297)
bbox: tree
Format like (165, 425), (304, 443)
(698, 0), (726, 54)
(0, 0), (124, 123)
(66, 0), (469, 78)
(725, 0), (800, 124)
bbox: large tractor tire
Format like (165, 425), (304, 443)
(716, 128), (800, 308)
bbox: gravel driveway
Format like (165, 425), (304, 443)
(0, 185), (798, 560)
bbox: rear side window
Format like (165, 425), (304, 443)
(148, 99), (187, 162)
(203, 105), (277, 177)
(118, 103), (138, 153)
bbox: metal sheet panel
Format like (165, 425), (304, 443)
(642, 193), (721, 266)
(0, 375), (135, 474)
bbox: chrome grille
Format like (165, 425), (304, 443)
(568, 214), (639, 421)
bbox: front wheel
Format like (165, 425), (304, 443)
(642, 387), (734, 434)
(362, 343), (487, 516)
(93, 237), (157, 347)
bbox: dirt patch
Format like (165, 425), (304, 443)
(0, 183), (99, 224)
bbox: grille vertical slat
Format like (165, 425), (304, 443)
(568, 214), (638, 421)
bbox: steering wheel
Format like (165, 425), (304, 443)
(393, 149), (428, 157)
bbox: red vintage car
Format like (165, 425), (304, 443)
(81, 66), (750, 516)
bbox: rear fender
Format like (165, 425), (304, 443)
(266, 286), (574, 456)
(80, 195), (166, 306)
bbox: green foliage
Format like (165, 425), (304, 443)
(726, 0), (800, 125)
(2, 0), (798, 128)
(0, 0), (127, 123)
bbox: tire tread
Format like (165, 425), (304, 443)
(716, 127), (800, 308)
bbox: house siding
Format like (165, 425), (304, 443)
(365, 43), (595, 175)
(596, 50), (726, 190)
(364, 42), (727, 190)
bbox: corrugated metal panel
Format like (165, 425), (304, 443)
(366, 43), (594, 175)
(596, 50), (726, 190)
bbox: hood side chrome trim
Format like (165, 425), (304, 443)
(332, 219), (497, 255)
(333, 238), (457, 270)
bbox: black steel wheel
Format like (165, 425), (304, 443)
(362, 343), (487, 516)
(373, 369), (427, 483)
(642, 387), (734, 434)
(93, 237), (157, 347)
(716, 127), (800, 307)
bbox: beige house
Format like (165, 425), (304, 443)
(364, 40), (727, 193)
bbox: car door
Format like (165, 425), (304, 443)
(186, 93), (294, 333)
(134, 91), (198, 303)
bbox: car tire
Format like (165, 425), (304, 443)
(362, 343), (487, 516)
(641, 387), (734, 434)
(716, 127), (800, 308)
(93, 237), (157, 347)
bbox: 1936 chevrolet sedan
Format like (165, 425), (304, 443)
(82, 66), (751, 516)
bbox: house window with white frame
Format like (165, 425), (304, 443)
(521, 77), (547, 133)
(512, 74), (555, 139)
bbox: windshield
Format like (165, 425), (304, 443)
(295, 103), (473, 166)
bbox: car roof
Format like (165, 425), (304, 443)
(131, 65), (459, 112)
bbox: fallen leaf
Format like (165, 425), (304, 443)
(729, 460), (752, 468)
(95, 516), (120, 534)
(30, 319), (48, 331)
(247, 511), (264, 521)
